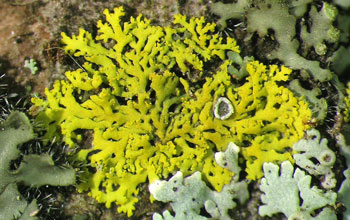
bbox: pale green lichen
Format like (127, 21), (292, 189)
(246, 0), (334, 82)
(214, 142), (241, 181)
(24, 58), (39, 75)
(150, 171), (248, 220)
(329, 46), (350, 75)
(292, 129), (336, 189)
(211, 0), (339, 82)
(259, 161), (337, 219)
(300, 2), (340, 56)
(288, 0), (313, 18)
(336, 131), (350, 220)
(150, 142), (248, 220)
(289, 79), (328, 122)
(0, 111), (75, 220)
(333, 0), (350, 8)
(209, 0), (250, 29)
(338, 169), (350, 220)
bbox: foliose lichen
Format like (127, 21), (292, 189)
(292, 129), (336, 189)
(0, 111), (76, 220)
(150, 171), (248, 220)
(336, 131), (350, 220)
(24, 58), (39, 75)
(149, 142), (248, 220)
(31, 7), (311, 216)
(259, 161), (337, 219)
(300, 2), (340, 56)
(211, 0), (340, 82)
(289, 79), (328, 123)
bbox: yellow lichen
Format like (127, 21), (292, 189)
(344, 82), (350, 122)
(31, 7), (311, 216)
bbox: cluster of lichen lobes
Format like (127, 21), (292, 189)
(31, 7), (311, 216)
(0, 111), (76, 220)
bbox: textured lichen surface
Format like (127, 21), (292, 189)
(292, 129), (336, 189)
(150, 171), (248, 220)
(289, 79), (328, 122)
(259, 161), (337, 219)
(0, 111), (76, 220)
(211, 0), (339, 82)
(31, 7), (311, 216)
(149, 142), (248, 220)
(0, 111), (38, 220)
(337, 132), (350, 220)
